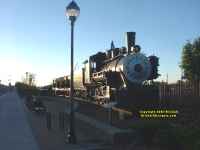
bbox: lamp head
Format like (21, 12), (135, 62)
(66, 1), (80, 21)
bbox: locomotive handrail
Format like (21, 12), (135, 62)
(92, 70), (105, 78)
(103, 54), (124, 65)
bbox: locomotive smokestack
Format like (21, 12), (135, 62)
(125, 32), (136, 54)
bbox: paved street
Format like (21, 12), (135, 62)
(0, 90), (39, 150)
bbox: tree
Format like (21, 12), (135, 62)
(180, 38), (200, 96)
(180, 41), (193, 80)
(23, 72), (36, 86)
(192, 37), (200, 80)
(148, 55), (160, 80)
(180, 38), (200, 81)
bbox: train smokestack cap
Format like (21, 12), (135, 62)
(125, 32), (136, 54)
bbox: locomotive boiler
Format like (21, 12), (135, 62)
(53, 32), (159, 105)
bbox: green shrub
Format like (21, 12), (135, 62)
(15, 82), (39, 97)
(130, 120), (200, 149)
(178, 127), (200, 150)
(130, 120), (182, 149)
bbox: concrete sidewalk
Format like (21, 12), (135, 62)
(0, 90), (39, 150)
(39, 96), (134, 147)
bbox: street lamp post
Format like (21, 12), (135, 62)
(66, 0), (80, 144)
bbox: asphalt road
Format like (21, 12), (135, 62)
(0, 90), (39, 150)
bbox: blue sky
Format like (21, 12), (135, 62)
(0, 0), (200, 86)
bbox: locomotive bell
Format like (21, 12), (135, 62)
(131, 45), (141, 53)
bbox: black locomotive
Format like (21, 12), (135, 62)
(52, 32), (159, 106)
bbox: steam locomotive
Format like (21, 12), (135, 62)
(52, 32), (159, 105)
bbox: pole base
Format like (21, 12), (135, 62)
(66, 129), (76, 144)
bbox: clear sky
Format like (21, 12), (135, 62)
(0, 0), (200, 86)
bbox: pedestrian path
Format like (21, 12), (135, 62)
(0, 90), (39, 150)
(39, 96), (133, 145)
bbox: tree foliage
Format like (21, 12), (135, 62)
(15, 82), (39, 97)
(180, 38), (200, 81)
(148, 55), (160, 80)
